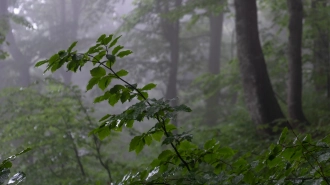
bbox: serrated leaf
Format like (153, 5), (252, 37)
(94, 95), (105, 103)
(99, 114), (111, 122)
(178, 140), (197, 151)
(98, 127), (110, 140)
(218, 147), (235, 157)
(158, 150), (173, 161)
(151, 131), (164, 142)
(137, 92), (148, 101)
(129, 136), (142, 152)
(86, 77), (100, 91)
(102, 34), (113, 45)
(278, 127), (288, 144)
(106, 55), (116, 67)
(109, 35), (122, 48)
(117, 50), (133, 58)
(98, 76), (112, 90)
(112, 45), (124, 55)
(144, 135), (152, 146)
(126, 120), (134, 128)
(204, 139), (216, 150)
(49, 53), (60, 64)
(97, 34), (106, 43)
(67, 41), (78, 53)
(90, 67), (106, 77)
(116, 69), (128, 77)
(35, 60), (48, 67)
(120, 90), (130, 103)
(108, 93), (120, 106)
(142, 83), (157, 90)
(165, 124), (176, 132)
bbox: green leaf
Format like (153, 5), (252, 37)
(243, 171), (255, 184)
(144, 135), (152, 146)
(158, 150), (173, 161)
(120, 90), (130, 103)
(2, 161), (12, 168)
(204, 153), (217, 163)
(49, 53), (60, 64)
(108, 93), (120, 106)
(106, 54), (116, 67)
(67, 41), (78, 53)
(117, 50), (133, 58)
(102, 34), (113, 45)
(98, 127), (110, 140)
(116, 69), (129, 77)
(142, 83), (157, 91)
(165, 124), (177, 132)
(178, 140), (197, 151)
(98, 76), (112, 90)
(137, 92), (148, 101)
(99, 114), (111, 122)
(97, 34), (106, 43)
(204, 139), (217, 150)
(35, 60), (48, 67)
(129, 136), (142, 152)
(278, 127), (288, 144)
(218, 147), (235, 157)
(126, 120), (134, 128)
(152, 131), (163, 142)
(90, 67), (106, 77)
(112, 45), (124, 55)
(109, 35), (122, 48)
(87, 77), (100, 91)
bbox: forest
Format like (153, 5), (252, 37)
(1, 0), (330, 184)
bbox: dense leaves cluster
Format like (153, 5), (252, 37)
(33, 35), (330, 184)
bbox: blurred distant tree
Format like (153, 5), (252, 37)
(0, 0), (31, 87)
(204, 1), (225, 126)
(310, 0), (330, 97)
(286, 0), (309, 125)
(234, 0), (287, 135)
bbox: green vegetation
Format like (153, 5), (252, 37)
(1, 0), (330, 184)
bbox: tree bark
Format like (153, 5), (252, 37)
(286, 0), (309, 125)
(234, 0), (287, 135)
(204, 5), (224, 126)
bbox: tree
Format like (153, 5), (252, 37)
(0, 0), (31, 87)
(286, 0), (309, 125)
(157, 0), (182, 126)
(311, 0), (330, 97)
(204, 1), (225, 126)
(234, 0), (287, 134)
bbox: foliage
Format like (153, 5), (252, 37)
(0, 148), (31, 185)
(35, 34), (330, 184)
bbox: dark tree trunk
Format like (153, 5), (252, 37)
(286, 0), (309, 125)
(0, 0), (30, 87)
(158, 0), (181, 126)
(204, 6), (224, 126)
(311, 0), (330, 98)
(234, 0), (287, 135)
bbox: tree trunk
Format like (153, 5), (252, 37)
(234, 0), (287, 135)
(158, 0), (181, 126)
(0, 0), (30, 87)
(204, 6), (224, 126)
(286, 0), (309, 126)
(311, 0), (330, 98)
